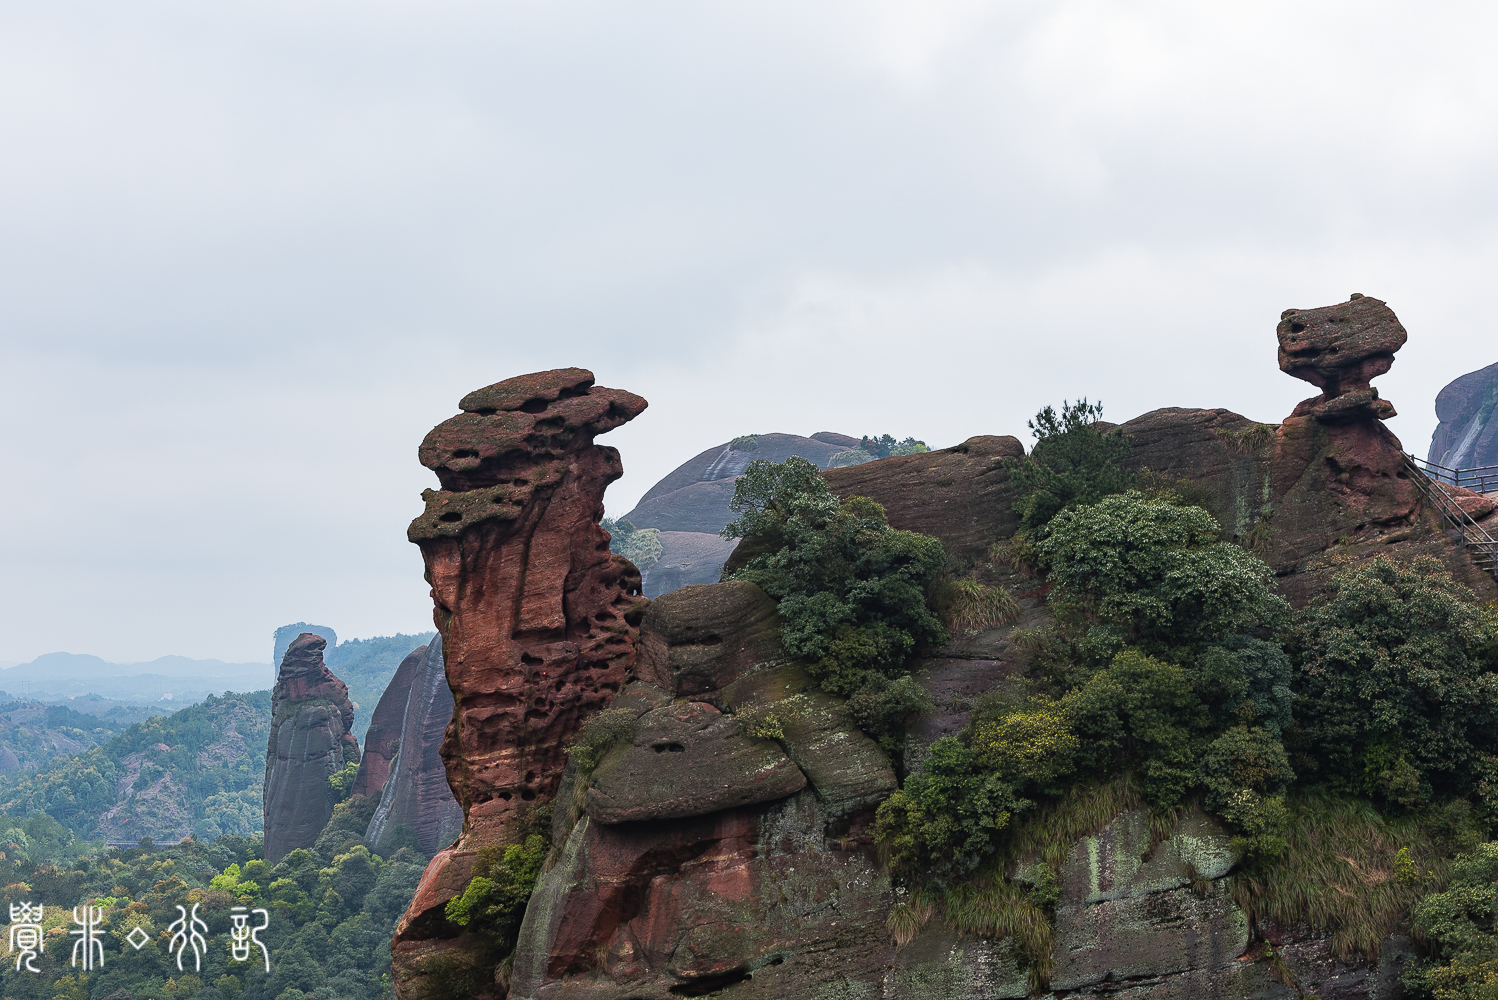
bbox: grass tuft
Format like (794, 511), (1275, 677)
(1230, 792), (1483, 961)
(932, 575), (1022, 633)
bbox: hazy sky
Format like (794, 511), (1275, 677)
(3, 2), (1497, 664)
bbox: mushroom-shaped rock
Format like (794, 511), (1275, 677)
(634, 581), (786, 697)
(585, 701), (806, 823)
(1277, 294), (1407, 422)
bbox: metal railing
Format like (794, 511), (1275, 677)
(1403, 454), (1498, 580)
(1410, 455), (1498, 494)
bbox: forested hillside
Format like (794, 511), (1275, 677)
(0, 700), (165, 773)
(0, 692), (271, 844)
(0, 815), (422, 1000)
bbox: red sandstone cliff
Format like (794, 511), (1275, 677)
(392, 368), (648, 999)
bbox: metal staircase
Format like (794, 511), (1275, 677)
(1403, 454), (1498, 581)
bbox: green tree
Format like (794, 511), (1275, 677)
(1040, 491), (1289, 649)
(1406, 841), (1498, 997)
(723, 457), (948, 698)
(874, 737), (1032, 878)
(601, 518), (663, 573)
(1005, 398), (1135, 542)
(1296, 554), (1498, 811)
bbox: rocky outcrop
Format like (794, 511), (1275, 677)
(640, 530), (738, 598)
(263, 633), (360, 864)
(1429, 360), (1498, 469)
(366, 636), (463, 857)
(510, 581), (897, 999)
(621, 431), (865, 598)
(1119, 296), (1496, 606)
(273, 623), (337, 678)
(393, 368), (649, 998)
(725, 433), (1026, 569)
(351, 644), (426, 798)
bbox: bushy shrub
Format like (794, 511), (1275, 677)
(1040, 492), (1289, 648)
(849, 675), (935, 755)
(1296, 555), (1498, 812)
(875, 737), (1032, 878)
(1405, 842), (1498, 996)
(1198, 726), (1294, 856)
(444, 834), (548, 945)
(1192, 637), (1295, 736)
(723, 457), (948, 699)
(970, 699), (1078, 793)
(1066, 649), (1211, 808)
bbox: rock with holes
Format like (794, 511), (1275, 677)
(1277, 294), (1407, 423)
(392, 368), (650, 1000)
(585, 701), (806, 824)
(263, 633), (361, 864)
(365, 636), (463, 857)
(633, 581), (786, 696)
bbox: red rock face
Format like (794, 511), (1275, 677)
(392, 368), (648, 999)
(351, 643), (426, 799)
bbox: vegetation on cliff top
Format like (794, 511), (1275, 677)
(865, 399), (1498, 996)
(722, 455), (948, 752)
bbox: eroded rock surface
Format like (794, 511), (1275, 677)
(512, 581), (894, 998)
(393, 368), (649, 998)
(263, 633), (360, 864)
(351, 643), (426, 798)
(586, 701), (805, 823)
(365, 636), (462, 857)
(1278, 294), (1407, 422)
(815, 434), (1024, 564)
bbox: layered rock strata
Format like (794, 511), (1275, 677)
(263, 633), (360, 864)
(393, 368), (649, 998)
(351, 643), (426, 798)
(365, 636), (463, 857)
(510, 581), (898, 999)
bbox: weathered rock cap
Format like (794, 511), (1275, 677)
(278, 633), (330, 680)
(1277, 294), (1406, 422)
(585, 701), (806, 823)
(634, 581), (787, 696)
(417, 368), (648, 492)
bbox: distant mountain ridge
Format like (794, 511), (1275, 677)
(0, 651), (269, 703)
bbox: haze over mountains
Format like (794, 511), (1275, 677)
(0, 651), (269, 703)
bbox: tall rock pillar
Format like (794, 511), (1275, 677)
(262, 632), (361, 864)
(392, 368), (648, 998)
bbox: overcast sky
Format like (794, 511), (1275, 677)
(2, 1), (1496, 665)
